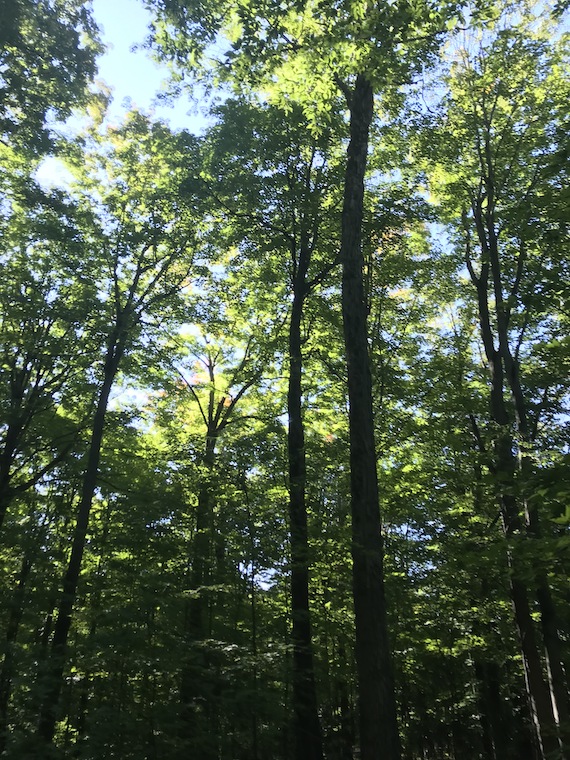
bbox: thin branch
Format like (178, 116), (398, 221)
(307, 255), (340, 291)
(176, 369), (208, 428)
(509, 239), (527, 305)
(462, 208), (479, 286)
(468, 413), (496, 476)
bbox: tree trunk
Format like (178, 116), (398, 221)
(508, 569), (560, 759)
(536, 578), (570, 749)
(0, 420), (21, 532)
(474, 660), (505, 760)
(470, 277), (561, 757)
(37, 335), (123, 744)
(187, 432), (217, 639)
(340, 73), (401, 760)
(288, 280), (324, 760)
(0, 554), (32, 753)
(484, 195), (570, 746)
(178, 428), (218, 758)
(336, 642), (355, 760)
(494, 416), (559, 760)
(469, 191), (565, 757)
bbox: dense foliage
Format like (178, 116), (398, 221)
(0, 1), (568, 759)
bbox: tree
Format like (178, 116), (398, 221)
(0, 188), (94, 538)
(0, 0), (101, 153)
(143, 1), (473, 753)
(417, 13), (570, 758)
(36, 112), (203, 746)
(169, 329), (266, 757)
(198, 98), (346, 759)
(2, 1), (569, 756)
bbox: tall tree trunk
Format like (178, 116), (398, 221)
(474, 659), (513, 760)
(536, 579), (570, 747)
(484, 193), (570, 744)
(243, 472), (260, 760)
(187, 432), (217, 640)
(0, 554), (32, 753)
(469, 262), (561, 758)
(340, 73), (401, 760)
(0, 420), (21, 532)
(179, 429), (218, 758)
(178, 371), (253, 756)
(288, 279), (324, 760)
(336, 642), (355, 760)
(37, 335), (123, 744)
(468, 186), (566, 756)
(494, 398), (559, 760)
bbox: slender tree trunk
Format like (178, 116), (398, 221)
(510, 394), (568, 743)
(336, 642), (355, 760)
(525, 474), (570, 750)
(288, 282), (324, 760)
(0, 554), (32, 753)
(187, 432), (216, 639)
(178, 375), (252, 755)
(250, 560), (259, 760)
(536, 579), (570, 745)
(37, 337), (123, 744)
(0, 421), (21, 532)
(469, 191), (565, 757)
(493, 396), (559, 760)
(474, 660), (501, 760)
(508, 567), (559, 759)
(485, 202), (570, 745)
(243, 473), (260, 760)
(471, 278), (560, 757)
(340, 73), (401, 760)
(179, 430), (217, 758)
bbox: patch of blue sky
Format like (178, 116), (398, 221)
(36, 0), (209, 190)
(91, 0), (200, 130)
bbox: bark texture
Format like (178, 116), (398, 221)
(340, 73), (401, 760)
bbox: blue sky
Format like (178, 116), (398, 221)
(92, 0), (199, 129)
(37, 0), (205, 187)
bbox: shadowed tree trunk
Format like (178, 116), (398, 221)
(288, 236), (324, 760)
(178, 426), (218, 759)
(467, 205), (562, 759)
(178, 354), (257, 757)
(0, 554), (32, 754)
(339, 73), (401, 760)
(37, 324), (126, 744)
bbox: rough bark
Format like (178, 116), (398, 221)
(340, 73), (401, 760)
